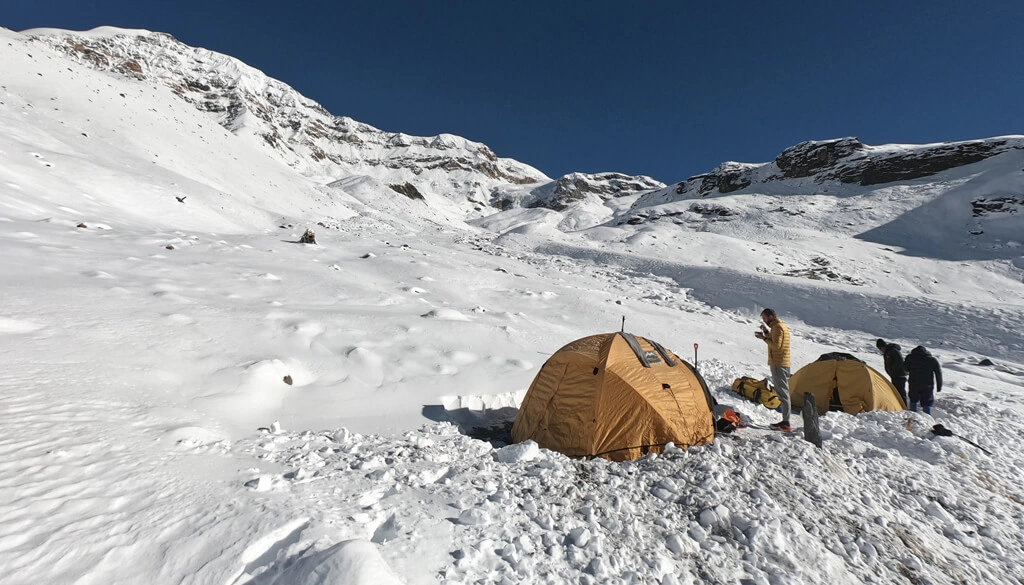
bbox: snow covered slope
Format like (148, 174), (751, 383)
(19, 26), (548, 215)
(627, 136), (1024, 260)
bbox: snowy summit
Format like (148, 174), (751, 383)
(1, 25), (1024, 585)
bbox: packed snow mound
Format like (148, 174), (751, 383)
(260, 539), (405, 585)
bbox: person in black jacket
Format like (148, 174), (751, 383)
(876, 338), (908, 407)
(904, 345), (942, 414)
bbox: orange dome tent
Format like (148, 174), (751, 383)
(790, 353), (906, 415)
(511, 332), (715, 461)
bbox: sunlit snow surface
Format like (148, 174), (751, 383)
(2, 26), (1024, 585)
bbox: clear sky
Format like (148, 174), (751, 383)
(5, 1), (1023, 183)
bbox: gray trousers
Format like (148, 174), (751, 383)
(771, 365), (792, 422)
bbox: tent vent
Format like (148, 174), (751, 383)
(650, 340), (677, 366)
(620, 333), (651, 368)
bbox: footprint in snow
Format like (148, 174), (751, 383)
(420, 308), (470, 321)
(345, 346), (385, 387)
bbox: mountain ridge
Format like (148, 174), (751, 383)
(6, 25), (1023, 260)
(20, 26), (549, 209)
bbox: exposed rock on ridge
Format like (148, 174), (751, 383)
(546, 172), (664, 210)
(493, 172), (664, 212)
(669, 136), (1024, 199)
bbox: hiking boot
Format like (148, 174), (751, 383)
(769, 421), (792, 432)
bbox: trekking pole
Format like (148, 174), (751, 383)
(693, 343), (698, 367)
(621, 316), (625, 332)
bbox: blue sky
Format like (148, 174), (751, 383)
(6, 1), (1023, 183)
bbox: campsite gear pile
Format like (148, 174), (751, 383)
(714, 406), (746, 433)
(730, 376), (782, 410)
(511, 332), (715, 461)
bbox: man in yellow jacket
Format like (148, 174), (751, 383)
(755, 308), (792, 431)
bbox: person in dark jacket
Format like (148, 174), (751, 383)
(876, 338), (908, 407)
(904, 345), (942, 414)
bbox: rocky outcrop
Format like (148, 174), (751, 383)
(546, 173), (663, 210)
(670, 136), (1024, 198)
(830, 140), (1015, 186)
(388, 183), (425, 201)
(774, 138), (865, 179)
(680, 162), (758, 196)
(971, 196), (1022, 217)
(493, 172), (664, 212)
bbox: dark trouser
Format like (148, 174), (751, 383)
(892, 376), (908, 408)
(771, 365), (792, 423)
(909, 385), (934, 414)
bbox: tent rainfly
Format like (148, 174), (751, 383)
(511, 332), (716, 461)
(790, 352), (906, 415)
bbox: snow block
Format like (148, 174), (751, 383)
(494, 440), (540, 463)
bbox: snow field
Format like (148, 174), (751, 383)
(229, 384), (1024, 585)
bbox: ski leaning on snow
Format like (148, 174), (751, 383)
(801, 392), (823, 448)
